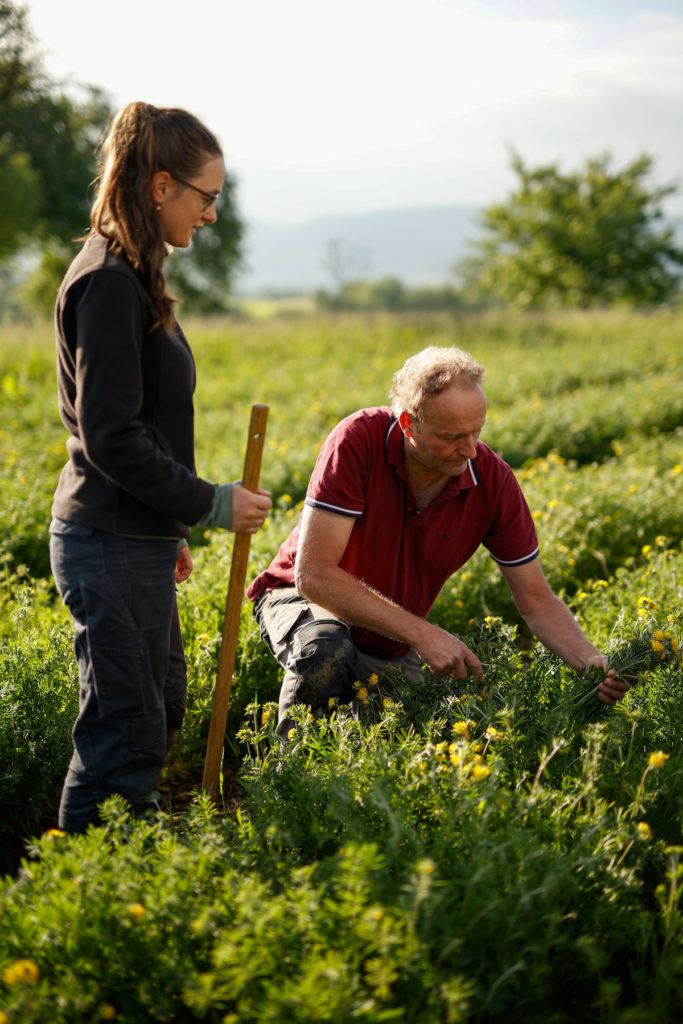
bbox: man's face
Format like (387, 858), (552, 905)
(400, 383), (487, 479)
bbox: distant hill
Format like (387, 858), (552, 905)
(234, 204), (481, 295)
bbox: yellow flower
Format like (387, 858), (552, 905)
(382, 698), (390, 708)
(328, 698), (336, 708)
(470, 764), (491, 782)
(357, 687), (368, 702)
(2, 959), (40, 985)
(368, 673), (379, 686)
(452, 721), (470, 737)
(448, 743), (460, 766)
(127, 903), (146, 921)
(651, 639), (664, 653)
(417, 859), (435, 875)
(0, 1011), (7, 1024)
(636, 822), (652, 841)
(547, 499), (558, 509)
(648, 751), (669, 769)
(44, 828), (65, 838)
(101, 1006), (117, 1020)
(485, 726), (502, 741)
(288, 729), (296, 740)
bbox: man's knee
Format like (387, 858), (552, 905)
(285, 618), (358, 708)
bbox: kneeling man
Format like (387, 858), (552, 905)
(247, 346), (627, 731)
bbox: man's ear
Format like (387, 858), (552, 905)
(399, 411), (414, 438)
(151, 170), (173, 206)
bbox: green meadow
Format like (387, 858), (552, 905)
(0, 309), (681, 1023)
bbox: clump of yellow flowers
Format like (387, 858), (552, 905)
(2, 959), (40, 985)
(605, 620), (680, 684)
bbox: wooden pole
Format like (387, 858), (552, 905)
(201, 403), (268, 798)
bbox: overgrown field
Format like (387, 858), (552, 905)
(0, 310), (681, 1023)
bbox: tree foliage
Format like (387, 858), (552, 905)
(0, 1), (244, 317)
(460, 150), (683, 309)
(315, 275), (464, 313)
(0, 3), (110, 256)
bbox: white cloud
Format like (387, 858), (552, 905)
(25, 0), (683, 220)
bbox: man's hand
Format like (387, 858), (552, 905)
(232, 484), (272, 533)
(415, 623), (483, 681)
(175, 545), (193, 584)
(585, 654), (630, 706)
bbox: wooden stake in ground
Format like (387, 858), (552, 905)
(201, 403), (268, 798)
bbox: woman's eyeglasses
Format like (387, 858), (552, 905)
(176, 178), (221, 211)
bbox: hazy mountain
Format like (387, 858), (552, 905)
(234, 204), (480, 295)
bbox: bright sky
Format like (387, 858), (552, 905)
(25, 0), (683, 224)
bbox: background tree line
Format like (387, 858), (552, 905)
(2, 0), (682, 321)
(317, 151), (683, 314)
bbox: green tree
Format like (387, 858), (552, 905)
(0, 1), (112, 308)
(0, 2), (42, 257)
(0, 1), (244, 317)
(459, 150), (683, 309)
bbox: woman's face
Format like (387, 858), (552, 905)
(154, 155), (225, 248)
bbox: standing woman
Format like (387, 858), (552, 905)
(50, 102), (271, 834)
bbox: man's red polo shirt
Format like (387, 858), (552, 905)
(247, 407), (539, 657)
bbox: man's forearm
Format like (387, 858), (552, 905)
(296, 561), (483, 679)
(521, 591), (601, 671)
(295, 561), (426, 648)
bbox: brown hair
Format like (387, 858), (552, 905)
(90, 101), (222, 328)
(389, 346), (485, 419)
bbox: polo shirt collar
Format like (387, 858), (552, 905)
(384, 415), (479, 496)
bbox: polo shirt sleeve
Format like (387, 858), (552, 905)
(483, 461), (539, 567)
(304, 410), (377, 518)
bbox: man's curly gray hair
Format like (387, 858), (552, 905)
(389, 346), (485, 420)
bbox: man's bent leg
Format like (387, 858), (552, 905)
(254, 588), (358, 733)
(279, 617), (358, 722)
